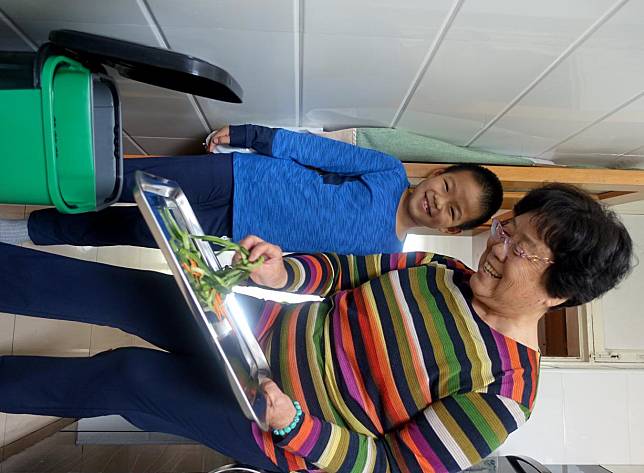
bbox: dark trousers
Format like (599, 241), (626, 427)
(28, 154), (234, 248)
(0, 242), (280, 472)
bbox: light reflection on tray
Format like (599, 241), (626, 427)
(133, 171), (271, 431)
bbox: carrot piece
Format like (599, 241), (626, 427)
(212, 291), (225, 321)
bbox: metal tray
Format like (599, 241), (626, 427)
(133, 171), (271, 431)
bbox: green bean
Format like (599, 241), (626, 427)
(160, 211), (264, 314)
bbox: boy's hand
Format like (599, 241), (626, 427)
(236, 235), (288, 289)
(206, 126), (230, 152)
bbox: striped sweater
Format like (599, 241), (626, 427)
(251, 251), (539, 473)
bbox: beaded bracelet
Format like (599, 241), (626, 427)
(273, 400), (303, 436)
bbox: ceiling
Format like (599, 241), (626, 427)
(1, 0), (643, 168)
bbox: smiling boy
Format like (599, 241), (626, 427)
(1, 125), (502, 255)
(395, 164), (498, 238)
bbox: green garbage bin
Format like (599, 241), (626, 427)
(0, 50), (121, 213)
(0, 29), (243, 214)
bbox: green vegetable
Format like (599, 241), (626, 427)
(160, 208), (263, 319)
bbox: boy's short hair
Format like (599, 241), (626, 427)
(442, 164), (503, 230)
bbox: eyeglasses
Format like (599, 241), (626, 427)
(490, 218), (554, 265)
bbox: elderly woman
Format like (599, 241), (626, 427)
(0, 184), (632, 472)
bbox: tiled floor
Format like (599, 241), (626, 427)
(0, 427), (230, 473)
(0, 205), (170, 447)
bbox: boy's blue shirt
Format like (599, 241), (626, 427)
(229, 125), (410, 255)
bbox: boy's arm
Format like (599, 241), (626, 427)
(229, 124), (403, 176)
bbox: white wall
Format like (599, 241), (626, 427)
(498, 368), (644, 465)
(403, 233), (474, 268)
(472, 232), (489, 271)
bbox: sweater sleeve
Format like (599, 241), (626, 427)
(276, 251), (473, 297)
(276, 252), (435, 297)
(229, 124), (404, 176)
(277, 392), (528, 473)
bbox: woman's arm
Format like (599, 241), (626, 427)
(239, 236), (470, 297)
(240, 235), (433, 297)
(275, 391), (527, 473)
(277, 251), (446, 297)
(223, 124), (404, 176)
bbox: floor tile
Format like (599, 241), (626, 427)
(138, 247), (170, 272)
(89, 325), (135, 356)
(3, 415), (59, 446)
(203, 447), (233, 471)
(23, 205), (52, 217)
(21, 242), (98, 262)
(153, 443), (204, 472)
(133, 335), (163, 351)
(12, 315), (91, 357)
(79, 444), (130, 473)
(0, 413), (6, 449)
(0, 313), (15, 355)
(96, 246), (141, 269)
(0, 205), (25, 219)
(1, 430), (82, 472)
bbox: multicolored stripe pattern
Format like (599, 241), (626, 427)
(251, 252), (539, 473)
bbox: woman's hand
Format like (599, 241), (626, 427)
(262, 379), (297, 430)
(236, 235), (288, 289)
(206, 126), (230, 152)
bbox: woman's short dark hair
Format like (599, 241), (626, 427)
(514, 183), (633, 307)
(443, 164), (503, 230)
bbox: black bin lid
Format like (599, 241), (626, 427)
(47, 29), (242, 103)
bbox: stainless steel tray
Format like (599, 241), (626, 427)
(133, 171), (271, 431)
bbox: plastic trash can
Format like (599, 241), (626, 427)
(0, 29), (243, 213)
